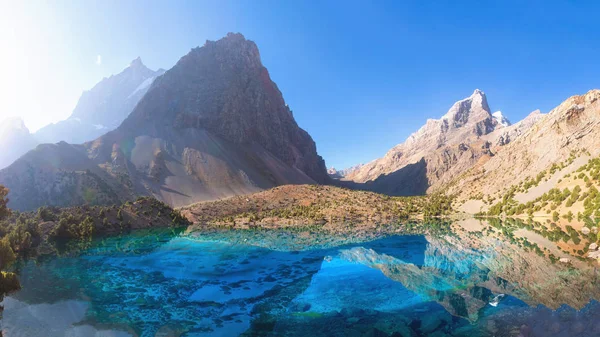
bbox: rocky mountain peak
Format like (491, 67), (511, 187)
(441, 89), (491, 129)
(468, 89), (490, 111)
(129, 57), (145, 69)
(200, 32), (262, 71)
(0, 33), (329, 210)
(118, 33), (329, 185)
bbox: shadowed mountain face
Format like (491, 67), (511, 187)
(0, 33), (328, 211)
(34, 58), (165, 145)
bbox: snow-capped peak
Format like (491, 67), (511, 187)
(129, 57), (145, 68)
(492, 111), (511, 127)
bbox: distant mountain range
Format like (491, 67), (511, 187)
(0, 33), (328, 211)
(1, 32), (599, 216)
(0, 58), (164, 169)
(35, 57), (165, 145)
(0, 118), (38, 170)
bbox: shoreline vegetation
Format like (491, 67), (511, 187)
(0, 190), (190, 300)
(180, 185), (454, 229)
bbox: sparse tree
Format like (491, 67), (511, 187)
(0, 238), (16, 270)
(0, 185), (10, 221)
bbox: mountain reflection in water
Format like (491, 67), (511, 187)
(2, 220), (600, 337)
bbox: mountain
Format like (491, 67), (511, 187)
(34, 58), (165, 144)
(453, 89), (600, 213)
(341, 89), (511, 195)
(0, 117), (38, 169)
(327, 163), (364, 179)
(0, 33), (328, 211)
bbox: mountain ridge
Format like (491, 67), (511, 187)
(339, 89), (509, 195)
(34, 58), (165, 145)
(0, 33), (329, 211)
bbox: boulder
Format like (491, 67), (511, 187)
(588, 250), (600, 260)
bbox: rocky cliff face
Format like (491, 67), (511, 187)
(0, 33), (328, 211)
(342, 90), (508, 195)
(0, 117), (38, 169)
(34, 58), (165, 145)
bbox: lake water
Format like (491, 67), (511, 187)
(3, 224), (600, 336)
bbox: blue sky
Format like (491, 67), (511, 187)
(2, 1), (600, 169)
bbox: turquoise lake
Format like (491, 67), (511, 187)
(2, 225), (600, 336)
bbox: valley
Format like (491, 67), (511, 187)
(1, 25), (600, 336)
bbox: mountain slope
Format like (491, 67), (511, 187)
(0, 118), (38, 169)
(34, 58), (165, 144)
(341, 90), (510, 195)
(0, 33), (328, 211)
(453, 89), (600, 211)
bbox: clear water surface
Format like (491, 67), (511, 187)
(2, 224), (600, 337)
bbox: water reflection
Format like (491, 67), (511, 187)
(2, 220), (600, 336)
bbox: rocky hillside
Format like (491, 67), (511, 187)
(453, 90), (600, 213)
(340, 90), (514, 195)
(34, 58), (165, 145)
(181, 185), (419, 230)
(180, 184), (456, 232)
(0, 118), (38, 169)
(0, 33), (328, 211)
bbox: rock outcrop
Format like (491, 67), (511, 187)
(0, 33), (328, 211)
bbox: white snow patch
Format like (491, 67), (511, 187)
(492, 111), (511, 127)
(127, 76), (155, 99)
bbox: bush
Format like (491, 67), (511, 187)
(0, 271), (20, 295)
(0, 238), (16, 270)
(0, 185), (9, 221)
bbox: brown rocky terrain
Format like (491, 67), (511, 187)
(180, 185), (432, 230)
(0, 33), (328, 211)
